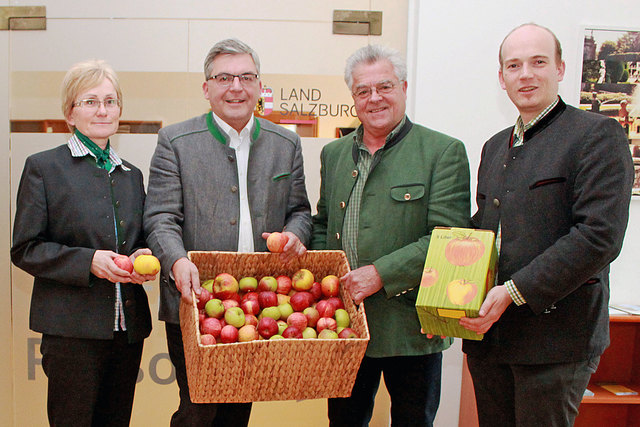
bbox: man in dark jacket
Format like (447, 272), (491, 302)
(460, 23), (634, 426)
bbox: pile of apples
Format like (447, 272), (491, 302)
(197, 268), (359, 345)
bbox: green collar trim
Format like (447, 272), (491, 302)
(206, 111), (261, 145)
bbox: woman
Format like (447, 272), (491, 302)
(11, 60), (154, 426)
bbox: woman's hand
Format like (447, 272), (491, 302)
(129, 248), (158, 284)
(90, 248), (158, 285)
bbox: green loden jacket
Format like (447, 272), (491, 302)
(311, 118), (471, 357)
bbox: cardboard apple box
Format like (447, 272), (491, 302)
(415, 227), (497, 341)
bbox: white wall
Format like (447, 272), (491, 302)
(408, 1), (640, 424)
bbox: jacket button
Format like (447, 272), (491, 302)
(115, 200), (120, 208)
(119, 220), (125, 226)
(335, 232), (340, 240)
(339, 201), (346, 209)
(493, 198), (500, 207)
(230, 219), (237, 225)
(231, 186), (238, 193)
(352, 170), (358, 178)
(111, 179), (116, 186)
(125, 299), (135, 308)
(404, 193), (411, 200)
(122, 240), (127, 246)
(228, 155), (235, 162)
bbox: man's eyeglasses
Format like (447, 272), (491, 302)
(73, 98), (121, 110)
(352, 80), (401, 100)
(208, 73), (259, 86)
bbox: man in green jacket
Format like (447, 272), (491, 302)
(311, 44), (471, 426)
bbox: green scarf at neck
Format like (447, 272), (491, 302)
(75, 129), (112, 171)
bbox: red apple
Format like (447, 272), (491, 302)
(316, 299), (336, 318)
(257, 316), (279, 339)
(238, 324), (259, 342)
(316, 317), (337, 333)
(224, 306), (246, 328)
(198, 310), (206, 325)
(303, 306), (320, 328)
(200, 317), (222, 338)
(282, 326), (302, 339)
(276, 275), (293, 295)
(321, 275), (340, 298)
(287, 312), (308, 331)
(240, 299), (260, 316)
(266, 232), (289, 253)
(258, 276), (278, 292)
(214, 273), (239, 300)
(114, 255), (134, 274)
(292, 268), (314, 291)
(200, 334), (216, 345)
(197, 288), (212, 310)
(241, 291), (259, 303)
(338, 327), (358, 339)
(258, 291), (278, 309)
(309, 281), (322, 301)
(245, 314), (258, 327)
(222, 299), (239, 311)
(290, 291), (313, 312)
(220, 324), (239, 343)
(326, 297), (345, 310)
(204, 299), (225, 319)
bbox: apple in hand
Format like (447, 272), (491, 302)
(214, 273), (239, 300)
(204, 299), (225, 319)
(292, 269), (314, 291)
(266, 232), (289, 253)
(114, 255), (134, 274)
(220, 325), (239, 343)
(238, 276), (258, 292)
(224, 306), (246, 328)
(258, 276), (278, 292)
(257, 316), (279, 339)
(276, 275), (293, 295)
(238, 324), (259, 342)
(133, 254), (160, 275)
(321, 275), (340, 298)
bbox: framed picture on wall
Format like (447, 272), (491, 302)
(580, 26), (640, 196)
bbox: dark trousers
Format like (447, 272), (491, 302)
(165, 322), (252, 427)
(40, 332), (144, 427)
(328, 352), (442, 427)
(467, 355), (600, 427)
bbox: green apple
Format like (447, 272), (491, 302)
(302, 327), (317, 339)
(278, 303), (294, 321)
(318, 329), (339, 339)
(201, 279), (214, 293)
(261, 306), (281, 320)
(335, 308), (350, 328)
(204, 298), (224, 319)
(238, 276), (258, 292)
(224, 306), (246, 328)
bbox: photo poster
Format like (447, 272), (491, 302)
(580, 27), (640, 195)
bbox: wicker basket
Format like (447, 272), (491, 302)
(180, 250), (370, 403)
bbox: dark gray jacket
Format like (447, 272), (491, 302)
(144, 113), (312, 324)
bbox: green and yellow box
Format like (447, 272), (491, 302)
(415, 227), (497, 341)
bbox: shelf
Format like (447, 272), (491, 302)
(582, 383), (640, 404)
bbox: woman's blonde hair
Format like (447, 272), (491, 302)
(61, 59), (122, 132)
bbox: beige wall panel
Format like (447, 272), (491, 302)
(10, 18), (190, 72)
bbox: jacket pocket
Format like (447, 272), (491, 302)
(390, 184), (425, 202)
(529, 177), (566, 190)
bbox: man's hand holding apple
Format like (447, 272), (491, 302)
(261, 231), (307, 264)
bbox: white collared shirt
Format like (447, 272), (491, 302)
(212, 112), (255, 252)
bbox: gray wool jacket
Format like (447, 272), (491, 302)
(144, 112), (312, 324)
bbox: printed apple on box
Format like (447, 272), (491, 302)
(415, 227), (497, 341)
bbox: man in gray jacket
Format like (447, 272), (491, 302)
(144, 38), (312, 426)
